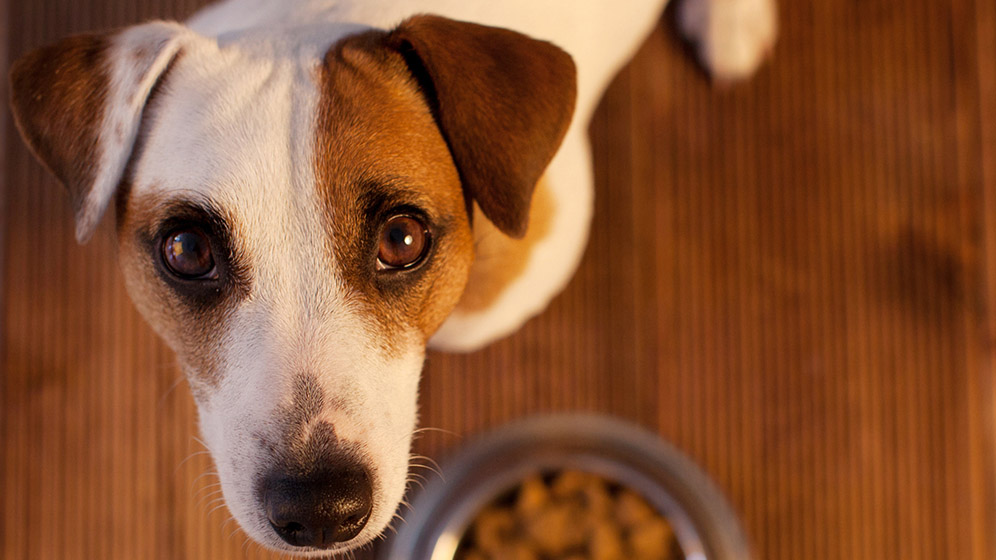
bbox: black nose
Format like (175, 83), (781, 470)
(262, 467), (373, 549)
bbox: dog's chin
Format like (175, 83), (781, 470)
(251, 530), (381, 558)
(240, 527), (381, 558)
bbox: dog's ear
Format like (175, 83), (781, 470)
(9, 22), (187, 243)
(385, 15), (576, 238)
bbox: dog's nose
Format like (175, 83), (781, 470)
(262, 466), (373, 548)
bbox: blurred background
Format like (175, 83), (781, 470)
(2, 0), (995, 558)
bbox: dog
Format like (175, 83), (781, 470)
(8, 0), (775, 555)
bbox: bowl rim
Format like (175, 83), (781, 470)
(381, 413), (752, 560)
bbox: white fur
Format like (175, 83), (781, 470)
(678, 0), (778, 82)
(98, 0), (776, 554)
(79, 22), (188, 242)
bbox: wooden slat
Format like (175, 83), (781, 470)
(971, 0), (996, 557)
(3, 0), (995, 558)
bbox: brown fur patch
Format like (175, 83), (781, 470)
(9, 33), (110, 214)
(385, 15), (577, 238)
(314, 31), (474, 348)
(454, 177), (555, 313)
(117, 190), (253, 398)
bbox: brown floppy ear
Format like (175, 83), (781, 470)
(385, 15), (576, 238)
(9, 21), (187, 242)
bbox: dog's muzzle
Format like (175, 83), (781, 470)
(261, 464), (373, 549)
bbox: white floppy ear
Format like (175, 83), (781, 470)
(9, 21), (189, 242)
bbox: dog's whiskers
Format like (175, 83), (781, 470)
(381, 510), (409, 540)
(408, 460), (442, 476)
(188, 469), (221, 494)
(382, 521), (399, 537)
(194, 486), (223, 502)
(199, 499), (226, 516)
(157, 370), (188, 408)
(193, 479), (223, 495)
(229, 518), (248, 541)
(201, 497), (228, 517)
(405, 476), (426, 493)
(194, 486), (224, 505)
(174, 450), (212, 475)
(410, 425), (459, 439)
(208, 500), (234, 519)
(407, 471), (428, 484)
(408, 454), (444, 481)
(240, 534), (254, 557)
(190, 470), (224, 516)
(190, 469), (219, 482)
(195, 487), (225, 509)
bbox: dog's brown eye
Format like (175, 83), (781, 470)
(162, 228), (216, 279)
(377, 215), (429, 271)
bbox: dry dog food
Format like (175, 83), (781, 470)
(455, 469), (683, 560)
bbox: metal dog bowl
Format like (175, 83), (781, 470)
(382, 414), (751, 560)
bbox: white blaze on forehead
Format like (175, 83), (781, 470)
(136, 36), (317, 221)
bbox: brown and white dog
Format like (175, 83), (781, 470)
(8, 0), (775, 555)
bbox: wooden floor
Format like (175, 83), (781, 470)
(3, 0), (996, 558)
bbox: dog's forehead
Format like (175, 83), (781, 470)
(137, 36), (325, 201)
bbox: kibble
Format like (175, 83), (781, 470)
(456, 470), (682, 560)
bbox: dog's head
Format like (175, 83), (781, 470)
(9, 15), (575, 555)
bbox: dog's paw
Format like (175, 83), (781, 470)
(677, 0), (777, 82)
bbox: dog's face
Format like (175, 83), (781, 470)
(10, 15), (574, 556)
(115, 26), (477, 553)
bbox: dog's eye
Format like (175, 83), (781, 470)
(376, 215), (429, 271)
(162, 228), (217, 279)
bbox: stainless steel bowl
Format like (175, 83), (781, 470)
(382, 414), (751, 560)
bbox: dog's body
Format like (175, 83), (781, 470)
(9, 0), (774, 555)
